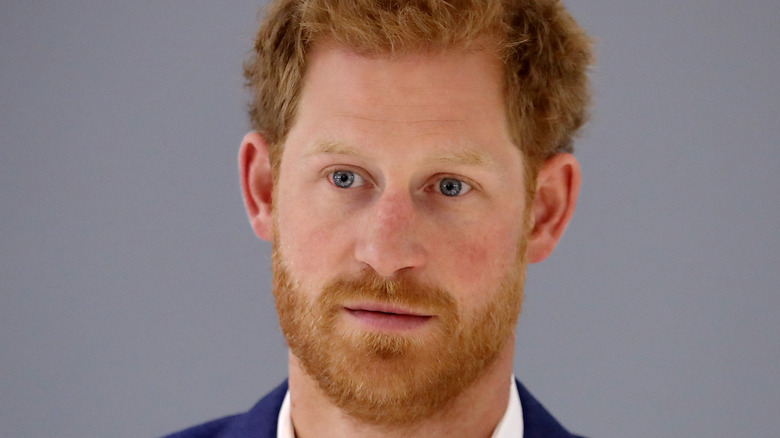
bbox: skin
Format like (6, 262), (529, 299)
(240, 43), (581, 438)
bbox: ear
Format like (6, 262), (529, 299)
(239, 131), (274, 241)
(525, 153), (581, 264)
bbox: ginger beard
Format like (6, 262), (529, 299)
(270, 222), (530, 426)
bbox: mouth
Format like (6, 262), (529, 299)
(343, 304), (434, 331)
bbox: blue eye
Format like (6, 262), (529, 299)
(438, 177), (472, 197)
(330, 170), (365, 188)
(332, 171), (354, 188)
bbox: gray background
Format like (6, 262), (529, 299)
(1, 1), (778, 437)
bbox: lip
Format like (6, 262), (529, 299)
(345, 302), (430, 317)
(343, 303), (433, 331)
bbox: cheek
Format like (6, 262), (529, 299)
(275, 200), (352, 286)
(433, 220), (523, 303)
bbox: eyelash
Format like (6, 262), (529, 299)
(325, 168), (475, 197)
(322, 165), (369, 191)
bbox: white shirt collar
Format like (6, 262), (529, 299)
(277, 375), (523, 438)
(276, 388), (293, 438)
(491, 375), (524, 438)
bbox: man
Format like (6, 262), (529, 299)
(166, 0), (592, 437)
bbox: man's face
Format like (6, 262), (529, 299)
(270, 43), (531, 424)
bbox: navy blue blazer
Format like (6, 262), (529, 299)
(163, 379), (584, 438)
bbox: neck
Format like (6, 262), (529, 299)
(287, 341), (515, 438)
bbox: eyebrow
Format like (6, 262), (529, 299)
(430, 148), (493, 167)
(305, 140), (361, 157)
(306, 139), (496, 168)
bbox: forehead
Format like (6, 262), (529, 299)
(297, 42), (507, 125)
(281, 42), (522, 174)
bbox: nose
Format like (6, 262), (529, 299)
(354, 190), (427, 278)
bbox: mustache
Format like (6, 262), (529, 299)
(319, 269), (457, 315)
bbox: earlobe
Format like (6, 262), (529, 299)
(239, 131), (274, 241)
(525, 153), (581, 264)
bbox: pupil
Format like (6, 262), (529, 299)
(440, 178), (461, 196)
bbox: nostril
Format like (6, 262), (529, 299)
(355, 237), (426, 278)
